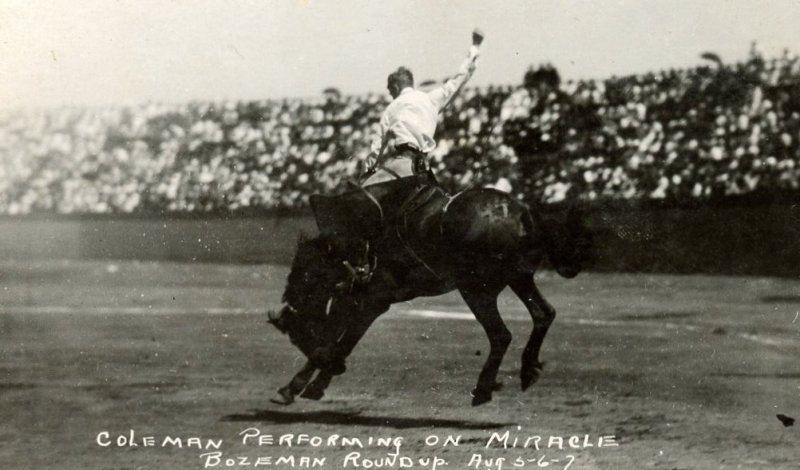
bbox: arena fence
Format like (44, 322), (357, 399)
(1, 203), (798, 277)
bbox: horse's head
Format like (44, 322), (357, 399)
(268, 303), (328, 359)
(268, 234), (375, 361)
(552, 204), (594, 278)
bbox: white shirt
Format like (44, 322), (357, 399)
(370, 48), (479, 155)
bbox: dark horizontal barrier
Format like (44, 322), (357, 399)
(0, 203), (798, 277)
(581, 203), (800, 277)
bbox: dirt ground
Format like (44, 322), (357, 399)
(1, 259), (798, 469)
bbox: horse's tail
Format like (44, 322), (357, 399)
(526, 203), (593, 278)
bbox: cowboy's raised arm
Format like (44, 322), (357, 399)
(429, 29), (483, 111)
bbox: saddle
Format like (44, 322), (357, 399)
(309, 172), (452, 291)
(309, 171), (446, 242)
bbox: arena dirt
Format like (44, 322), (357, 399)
(1, 261), (798, 468)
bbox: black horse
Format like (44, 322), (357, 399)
(268, 176), (591, 406)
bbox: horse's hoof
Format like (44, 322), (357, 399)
(269, 388), (294, 405)
(521, 366), (544, 391)
(470, 388), (493, 406)
(330, 361), (347, 376)
(300, 386), (325, 401)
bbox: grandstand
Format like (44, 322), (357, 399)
(1, 47), (799, 215)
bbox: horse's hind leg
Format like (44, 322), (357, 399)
(509, 274), (556, 391)
(458, 283), (511, 406)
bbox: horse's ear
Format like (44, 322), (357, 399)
(565, 201), (588, 228)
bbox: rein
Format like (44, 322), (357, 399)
(394, 185), (443, 279)
(354, 186), (384, 222)
(396, 223), (441, 279)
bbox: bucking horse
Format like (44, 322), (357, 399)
(268, 172), (592, 406)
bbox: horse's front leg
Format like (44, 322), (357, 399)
(299, 369), (334, 400)
(271, 361), (316, 405)
(301, 308), (385, 400)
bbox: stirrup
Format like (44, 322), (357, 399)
(336, 241), (378, 291)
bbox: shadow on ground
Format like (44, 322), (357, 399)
(760, 295), (800, 303)
(614, 311), (700, 321)
(711, 372), (800, 379)
(222, 409), (511, 430)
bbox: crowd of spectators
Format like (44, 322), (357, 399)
(1, 46), (799, 214)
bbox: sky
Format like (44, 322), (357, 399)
(1, 0), (799, 109)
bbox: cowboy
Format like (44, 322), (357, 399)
(310, 30), (484, 260)
(361, 29), (484, 185)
